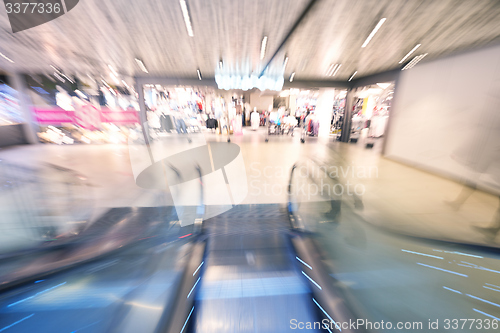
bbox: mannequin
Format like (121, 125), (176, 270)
(251, 107), (260, 130)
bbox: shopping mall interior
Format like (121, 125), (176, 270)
(1, 0), (500, 332)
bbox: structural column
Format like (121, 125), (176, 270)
(134, 78), (155, 164)
(10, 73), (39, 144)
(340, 89), (354, 143)
(315, 88), (335, 138)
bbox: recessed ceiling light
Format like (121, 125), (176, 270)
(289, 72), (295, 82)
(283, 56), (289, 67)
(180, 0), (194, 37)
(0, 52), (14, 63)
(197, 69), (202, 80)
(361, 18), (386, 48)
(348, 71), (358, 81)
(135, 58), (149, 73)
(219, 60), (223, 69)
(260, 36), (268, 60)
(399, 44), (421, 64)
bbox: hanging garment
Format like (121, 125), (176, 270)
(206, 118), (217, 129)
(233, 116), (243, 135)
(176, 118), (187, 133)
(312, 120), (319, 136)
(161, 114), (176, 132)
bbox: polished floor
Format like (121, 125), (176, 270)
(1, 127), (498, 251)
(1, 128), (500, 332)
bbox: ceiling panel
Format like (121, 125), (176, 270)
(0, 0), (499, 82)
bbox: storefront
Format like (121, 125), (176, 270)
(348, 82), (393, 147)
(243, 88), (346, 139)
(24, 74), (141, 144)
(330, 90), (347, 140)
(283, 88), (347, 139)
(144, 85), (212, 137)
(142, 84), (253, 138)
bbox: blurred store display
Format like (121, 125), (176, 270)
(0, 77), (23, 126)
(24, 74), (141, 145)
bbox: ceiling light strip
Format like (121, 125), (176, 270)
(408, 54), (426, 68)
(361, 18), (386, 48)
(399, 44), (421, 64)
(329, 64), (338, 76)
(402, 56), (419, 70)
(110, 73), (120, 84)
(332, 64), (342, 76)
(348, 71), (357, 81)
(197, 69), (202, 80)
(180, 0), (194, 37)
(402, 53), (428, 70)
(135, 58), (149, 73)
(51, 65), (61, 74)
(327, 64), (334, 75)
(325, 65), (332, 76)
(0, 52), (14, 63)
(61, 73), (74, 84)
(326, 64), (337, 76)
(108, 65), (118, 76)
(289, 72), (295, 82)
(260, 36), (268, 60)
(54, 72), (65, 82)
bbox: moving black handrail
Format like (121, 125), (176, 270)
(157, 160), (366, 333)
(288, 158), (367, 333)
(0, 159), (93, 253)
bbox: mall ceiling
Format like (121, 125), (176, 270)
(0, 0), (499, 83)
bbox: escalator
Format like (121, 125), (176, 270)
(159, 202), (363, 333)
(0, 158), (362, 333)
(2, 147), (500, 333)
(189, 204), (322, 333)
(0, 204), (360, 333)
